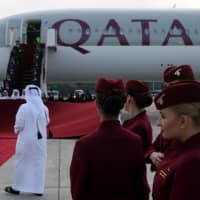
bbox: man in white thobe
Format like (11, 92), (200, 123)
(5, 85), (50, 196)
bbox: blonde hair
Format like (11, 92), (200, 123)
(171, 103), (200, 127)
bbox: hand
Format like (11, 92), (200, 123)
(149, 152), (164, 167)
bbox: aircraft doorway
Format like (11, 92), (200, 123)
(27, 21), (41, 44)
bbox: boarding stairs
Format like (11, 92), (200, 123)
(3, 43), (45, 95)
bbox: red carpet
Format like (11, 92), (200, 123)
(47, 101), (99, 138)
(0, 100), (99, 165)
(0, 139), (16, 166)
(0, 100), (100, 138)
(0, 100), (23, 138)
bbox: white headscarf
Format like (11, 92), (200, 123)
(24, 85), (45, 119)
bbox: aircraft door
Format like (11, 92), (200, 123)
(26, 21), (41, 44)
(7, 18), (22, 46)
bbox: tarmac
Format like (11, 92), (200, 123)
(0, 104), (160, 200)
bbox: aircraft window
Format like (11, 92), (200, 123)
(77, 28), (81, 33)
(103, 29), (108, 34)
(104, 28), (114, 34)
(144, 29), (149, 35)
(128, 28), (133, 33)
(106, 28), (114, 34)
(186, 29), (190, 35)
(112, 28), (117, 33)
(153, 29), (157, 34)
(68, 28), (73, 33)
(137, 29), (141, 34)
(85, 29), (90, 35)
(169, 29), (174, 34)
(162, 29), (166, 34)
(170, 28), (180, 34)
(177, 29), (182, 34)
(0, 24), (5, 45)
(113, 28), (117, 33)
(194, 29), (199, 34)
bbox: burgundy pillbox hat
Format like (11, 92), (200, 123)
(95, 78), (125, 97)
(126, 80), (150, 96)
(155, 80), (200, 109)
(163, 65), (194, 83)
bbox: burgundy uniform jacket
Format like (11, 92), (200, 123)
(123, 110), (152, 152)
(70, 120), (149, 200)
(153, 132), (200, 200)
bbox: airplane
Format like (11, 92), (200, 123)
(0, 9), (200, 95)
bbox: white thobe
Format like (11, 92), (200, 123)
(12, 103), (49, 194)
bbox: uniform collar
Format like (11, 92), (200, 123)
(100, 120), (120, 127)
(183, 132), (200, 144)
(178, 132), (200, 151)
(124, 110), (146, 124)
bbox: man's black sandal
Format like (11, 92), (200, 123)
(4, 186), (20, 195)
(33, 193), (43, 196)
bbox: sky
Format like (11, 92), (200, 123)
(0, 0), (200, 18)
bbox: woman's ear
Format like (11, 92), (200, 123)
(124, 95), (131, 110)
(179, 115), (190, 129)
(127, 95), (132, 104)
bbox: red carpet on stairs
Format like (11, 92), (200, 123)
(0, 100), (99, 165)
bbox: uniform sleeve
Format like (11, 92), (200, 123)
(145, 133), (163, 165)
(70, 141), (89, 200)
(14, 105), (25, 134)
(133, 125), (152, 152)
(148, 133), (163, 153)
(170, 159), (200, 200)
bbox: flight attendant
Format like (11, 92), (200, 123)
(145, 65), (194, 170)
(70, 78), (149, 200)
(5, 85), (50, 196)
(152, 80), (200, 200)
(123, 80), (153, 152)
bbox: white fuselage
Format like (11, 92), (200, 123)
(1, 9), (200, 81)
